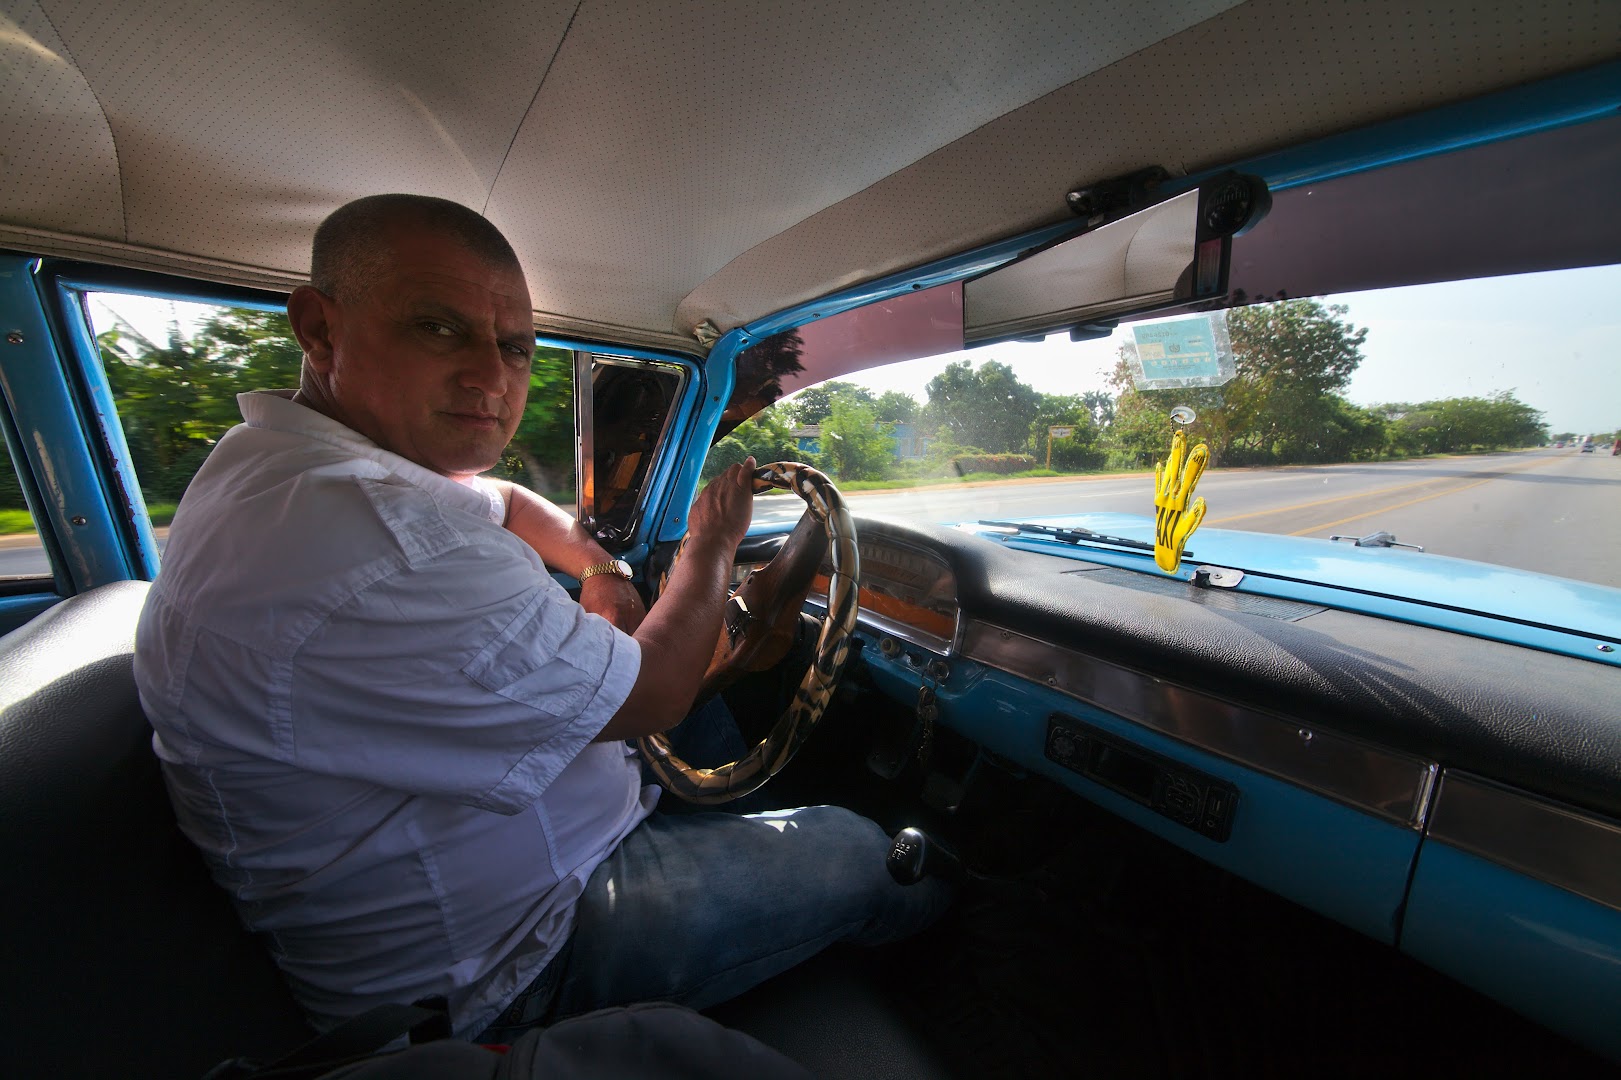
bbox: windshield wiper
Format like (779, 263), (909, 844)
(977, 520), (1165, 555)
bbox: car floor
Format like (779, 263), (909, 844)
(737, 680), (1621, 1080)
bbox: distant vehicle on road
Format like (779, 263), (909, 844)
(1580, 441), (1595, 453)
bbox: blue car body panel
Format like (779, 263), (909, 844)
(1403, 841), (1621, 1062)
(956, 515), (1621, 667)
(862, 643), (1421, 944)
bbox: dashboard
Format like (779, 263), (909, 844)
(794, 515), (1621, 1062)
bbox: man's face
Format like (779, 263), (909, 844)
(313, 228), (534, 480)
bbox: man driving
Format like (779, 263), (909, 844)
(133, 194), (948, 1041)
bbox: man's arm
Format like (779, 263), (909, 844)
(492, 479), (646, 632)
(592, 458), (756, 742)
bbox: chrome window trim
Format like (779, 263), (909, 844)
(1426, 771), (1621, 914)
(957, 620), (1439, 830)
(582, 353), (688, 544)
(572, 349), (592, 524)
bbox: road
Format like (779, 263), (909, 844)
(751, 448), (1621, 588)
(4, 449), (1617, 587)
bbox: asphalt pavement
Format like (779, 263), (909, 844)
(4, 449), (1616, 588)
(751, 448), (1621, 588)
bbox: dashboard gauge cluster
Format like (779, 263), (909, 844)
(813, 539), (959, 647)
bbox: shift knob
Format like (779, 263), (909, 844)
(887, 827), (966, 885)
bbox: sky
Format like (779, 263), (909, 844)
(88, 262), (1621, 436)
(833, 263), (1621, 436)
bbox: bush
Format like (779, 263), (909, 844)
(947, 453), (1037, 475)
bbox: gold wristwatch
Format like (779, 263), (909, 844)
(578, 558), (634, 583)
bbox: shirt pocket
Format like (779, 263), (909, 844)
(459, 583), (610, 724)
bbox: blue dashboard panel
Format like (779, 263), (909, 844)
(1402, 841), (1621, 1063)
(857, 636), (1419, 945)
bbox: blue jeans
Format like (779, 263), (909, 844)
(476, 702), (952, 1041)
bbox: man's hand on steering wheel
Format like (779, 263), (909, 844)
(688, 455), (757, 561)
(639, 460), (861, 804)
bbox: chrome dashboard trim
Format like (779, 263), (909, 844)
(804, 595), (951, 655)
(958, 620), (1438, 829)
(1427, 771), (1621, 914)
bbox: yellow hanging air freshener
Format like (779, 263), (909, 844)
(1153, 428), (1208, 574)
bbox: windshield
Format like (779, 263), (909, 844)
(705, 264), (1621, 596)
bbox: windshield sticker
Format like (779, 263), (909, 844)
(1128, 313), (1235, 389)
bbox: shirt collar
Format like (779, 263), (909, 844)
(238, 390), (505, 524)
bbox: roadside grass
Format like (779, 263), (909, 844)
(830, 468), (1070, 492)
(0, 501), (179, 535)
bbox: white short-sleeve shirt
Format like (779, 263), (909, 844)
(134, 391), (651, 1037)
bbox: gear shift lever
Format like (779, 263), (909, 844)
(887, 827), (968, 886)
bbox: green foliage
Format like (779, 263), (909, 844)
(785, 381), (873, 426)
(0, 508), (35, 533)
(98, 308), (579, 508)
(947, 453), (1037, 475)
(1102, 301), (1548, 468)
(1379, 392), (1546, 455)
(815, 399), (894, 481)
(1029, 393), (1104, 470)
(1081, 390), (1115, 429)
(701, 404), (803, 480)
(1105, 300), (1369, 467)
(873, 390), (920, 423)
(99, 307), (303, 502)
(494, 345), (575, 495)
(923, 359), (1041, 453)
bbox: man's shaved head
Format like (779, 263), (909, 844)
(310, 194), (521, 303)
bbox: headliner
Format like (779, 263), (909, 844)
(2, 0), (1619, 353)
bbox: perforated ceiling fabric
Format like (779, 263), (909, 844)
(1, 0), (576, 286)
(0, 0), (124, 239)
(1, 0), (1618, 350)
(677, 0), (1621, 337)
(485, 0), (1241, 344)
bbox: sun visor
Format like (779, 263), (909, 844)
(964, 190), (1201, 344)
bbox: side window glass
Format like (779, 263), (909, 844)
(492, 344), (578, 509)
(586, 356), (684, 545)
(87, 299), (302, 528)
(83, 295), (579, 550)
(0, 444), (50, 584)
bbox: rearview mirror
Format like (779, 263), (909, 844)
(963, 172), (1270, 345)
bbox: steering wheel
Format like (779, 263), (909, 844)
(638, 461), (861, 804)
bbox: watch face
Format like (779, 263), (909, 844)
(612, 560), (633, 578)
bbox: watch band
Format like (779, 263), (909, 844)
(578, 559), (633, 582)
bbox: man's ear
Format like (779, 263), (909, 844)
(287, 285), (337, 373)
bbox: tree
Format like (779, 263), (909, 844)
(873, 390), (920, 424)
(1104, 300), (1369, 467)
(785, 380), (874, 426)
(702, 404), (803, 480)
(815, 398), (893, 481)
(493, 345), (576, 495)
(1379, 391), (1545, 455)
(1103, 353), (1234, 467)
(1081, 390), (1114, 429)
(99, 307), (306, 501)
(923, 359), (1040, 453)
(1028, 394), (1103, 470)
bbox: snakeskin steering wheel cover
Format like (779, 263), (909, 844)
(637, 461), (860, 804)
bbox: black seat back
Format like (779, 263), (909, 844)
(0, 582), (314, 1079)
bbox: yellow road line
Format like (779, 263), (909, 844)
(1204, 474), (1442, 526)
(1287, 475), (1497, 536)
(1205, 455), (1555, 529)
